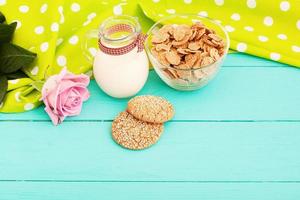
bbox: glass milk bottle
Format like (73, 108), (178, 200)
(84, 15), (149, 98)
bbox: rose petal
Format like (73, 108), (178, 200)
(72, 86), (90, 101)
(63, 73), (90, 86)
(56, 90), (78, 117)
(41, 67), (90, 125)
(64, 101), (83, 116)
(55, 80), (87, 94)
(42, 68), (69, 98)
(59, 87), (72, 105)
(44, 99), (60, 125)
(41, 75), (59, 100)
(56, 93), (66, 117)
(56, 81), (90, 102)
(46, 83), (62, 114)
(63, 89), (83, 116)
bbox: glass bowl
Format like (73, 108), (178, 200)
(145, 14), (230, 91)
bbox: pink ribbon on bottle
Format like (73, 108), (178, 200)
(98, 24), (147, 56)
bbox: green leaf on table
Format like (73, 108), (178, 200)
(0, 12), (5, 23)
(0, 75), (8, 104)
(6, 70), (28, 80)
(0, 22), (17, 43)
(0, 43), (37, 74)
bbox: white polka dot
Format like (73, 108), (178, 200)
(292, 45), (300, 52)
(236, 43), (247, 52)
(198, 11), (208, 17)
(166, 9), (176, 14)
(69, 35), (79, 45)
(9, 79), (19, 84)
(31, 66), (39, 75)
(83, 13), (96, 26)
(58, 6), (64, 24)
(231, 13), (240, 21)
(57, 56), (67, 67)
(34, 26), (44, 34)
(184, 0), (192, 4)
(24, 103), (34, 111)
(0, 0), (6, 6)
(258, 35), (268, 42)
(153, 0), (160, 2)
(263, 16), (273, 26)
(40, 4), (48, 13)
(83, 20), (91, 26)
(192, 19), (201, 23)
(51, 22), (59, 32)
(247, 0), (256, 8)
(270, 52), (281, 61)
(15, 92), (21, 102)
(71, 3), (80, 12)
(280, 1), (290, 11)
(88, 12), (97, 20)
(56, 38), (63, 46)
(89, 47), (97, 57)
(297, 20), (300, 30)
(244, 26), (254, 32)
(19, 5), (29, 13)
(113, 4), (123, 15)
(214, 20), (222, 24)
(225, 25), (235, 32)
(40, 42), (49, 52)
(214, 0), (224, 6)
(277, 34), (287, 40)
(12, 20), (21, 29)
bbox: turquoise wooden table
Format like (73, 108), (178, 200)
(1, 53), (300, 199)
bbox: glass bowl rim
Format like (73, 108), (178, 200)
(145, 14), (230, 71)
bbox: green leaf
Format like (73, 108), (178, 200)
(6, 70), (28, 80)
(0, 43), (37, 74)
(0, 22), (17, 43)
(0, 12), (5, 23)
(0, 75), (8, 104)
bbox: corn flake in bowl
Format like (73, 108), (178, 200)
(145, 14), (230, 91)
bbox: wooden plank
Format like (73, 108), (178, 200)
(1, 182), (300, 200)
(1, 66), (300, 121)
(0, 121), (299, 181)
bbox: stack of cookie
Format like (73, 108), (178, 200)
(112, 95), (175, 150)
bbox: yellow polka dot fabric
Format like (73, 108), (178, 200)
(0, 0), (153, 112)
(0, 0), (299, 113)
(140, 0), (300, 65)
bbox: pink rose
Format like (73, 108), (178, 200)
(41, 68), (90, 125)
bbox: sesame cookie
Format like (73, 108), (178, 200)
(112, 111), (164, 150)
(127, 95), (174, 123)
